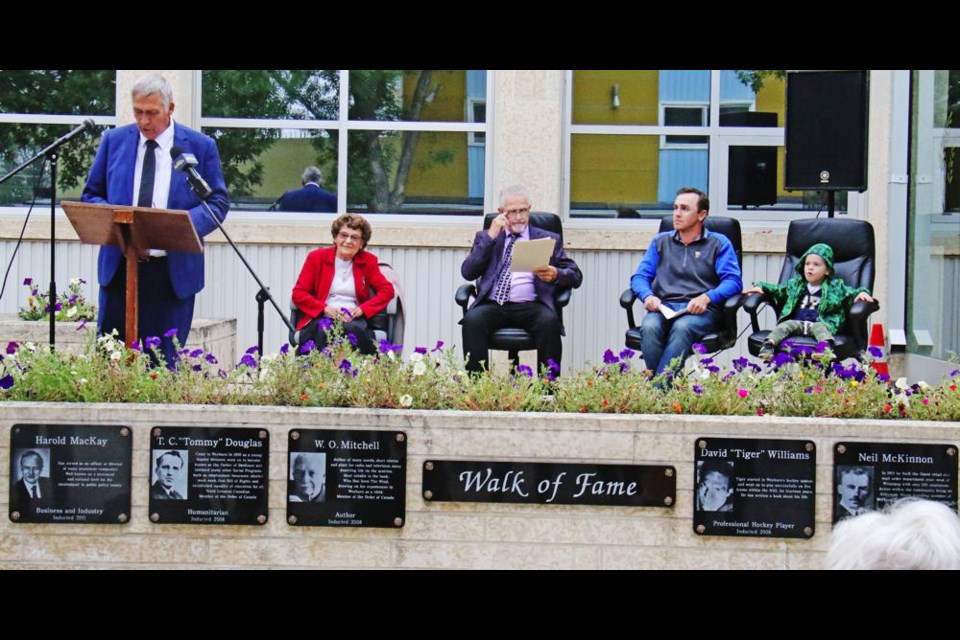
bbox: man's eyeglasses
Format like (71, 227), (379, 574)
(503, 207), (530, 218)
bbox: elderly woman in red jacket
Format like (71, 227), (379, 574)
(292, 214), (395, 354)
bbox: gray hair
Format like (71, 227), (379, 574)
(302, 166), (323, 185)
(131, 73), (174, 110)
(499, 185), (531, 208)
(826, 498), (960, 570)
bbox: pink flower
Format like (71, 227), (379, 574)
(737, 389), (749, 399)
(922, 397), (930, 405)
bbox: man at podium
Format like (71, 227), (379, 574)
(81, 72), (229, 364)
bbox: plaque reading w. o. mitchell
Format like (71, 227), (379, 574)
(149, 427), (269, 525)
(9, 424), (132, 524)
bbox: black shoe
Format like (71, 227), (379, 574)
(759, 343), (776, 361)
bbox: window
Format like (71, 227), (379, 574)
(200, 70), (489, 213)
(0, 70), (116, 206)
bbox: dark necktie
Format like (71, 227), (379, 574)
(493, 234), (519, 305)
(137, 139), (159, 207)
(31, 485), (39, 499)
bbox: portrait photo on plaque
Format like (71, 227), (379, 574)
(289, 452), (326, 503)
(833, 442), (958, 524)
(693, 437), (816, 539)
(149, 427), (269, 525)
(8, 424), (132, 524)
(151, 449), (188, 500)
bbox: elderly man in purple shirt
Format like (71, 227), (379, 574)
(460, 185), (582, 376)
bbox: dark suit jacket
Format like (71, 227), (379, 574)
(292, 247), (395, 330)
(13, 477), (53, 505)
(460, 224), (582, 331)
(276, 183), (337, 213)
(151, 480), (185, 500)
(81, 122), (230, 299)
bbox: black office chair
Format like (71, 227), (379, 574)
(455, 212), (573, 368)
(743, 218), (880, 360)
(620, 215), (743, 355)
(289, 261), (404, 349)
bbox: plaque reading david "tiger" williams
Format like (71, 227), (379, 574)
(149, 427), (269, 525)
(694, 437), (816, 539)
(9, 424), (132, 524)
(287, 429), (406, 528)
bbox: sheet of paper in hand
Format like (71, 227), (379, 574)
(510, 237), (556, 272)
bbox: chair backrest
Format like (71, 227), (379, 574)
(780, 218), (875, 291)
(658, 215), (743, 266)
(483, 212), (563, 238)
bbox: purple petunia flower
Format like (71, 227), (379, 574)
(414, 346), (428, 354)
(692, 384), (703, 395)
(347, 333), (359, 346)
(0, 374), (13, 390)
(431, 341), (444, 352)
(517, 364), (534, 378)
(732, 357), (749, 371)
(950, 370), (959, 378)
(22, 278), (32, 286)
(868, 346), (884, 358)
(619, 362), (630, 373)
(706, 365), (721, 374)
(803, 386), (814, 394)
(205, 353), (218, 364)
(280, 343), (290, 355)
(192, 364), (202, 372)
(239, 354), (258, 368)
(5, 342), (17, 355)
(300, 340), (316, 355)
(318, 317), (334, 332)
(619, 348), (636, 360)
(378, 339), (402, 355)
(245, 345), (259, 355)
(339, 359), (353, 374)
(68, 295), (78, 304)
(190, 348), (204, 359)
(130, 341), (141, 352)
(76, 318), (88, 331)
(771, 352), (793, 368)
(603, 349), (619, 364)
(144, 336), (162, 351)
(692, 343), (707, 355)
(164, 328), (178, 338)
(340, 307), (351, 317)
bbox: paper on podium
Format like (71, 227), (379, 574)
(510, 237), (555, 272)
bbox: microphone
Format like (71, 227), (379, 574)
(170, 145), (213, 199)
(46, 118), (96, 153)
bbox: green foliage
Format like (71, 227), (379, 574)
(18, 277), (95, 322)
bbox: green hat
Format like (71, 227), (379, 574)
(797, 243), (834, 276)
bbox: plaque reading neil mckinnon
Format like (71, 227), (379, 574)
(287, 429), (406, 528)
(9, 424), (132, 524)
(694, 438), (816, 539)
(833, 442), (958, 524)
(149, 427), (269, 525)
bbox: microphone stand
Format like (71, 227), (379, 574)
(0, 120), (94, 350)
(186, 185), (295, 362)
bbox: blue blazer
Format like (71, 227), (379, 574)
(81, 122), (230, 299)
(460, 224), (582, 330)
(276, 183), (337, 213)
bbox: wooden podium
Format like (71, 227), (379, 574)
(61, 201), (202, 348)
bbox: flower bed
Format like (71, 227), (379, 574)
(1, 326), (958, 422)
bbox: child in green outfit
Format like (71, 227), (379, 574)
(743, 243), (874, 361)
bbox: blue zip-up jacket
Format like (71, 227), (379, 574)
(630, 228), (742, 306)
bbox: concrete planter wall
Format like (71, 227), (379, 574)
(1, 402), (957, 569)
(0, 316), (237, 370)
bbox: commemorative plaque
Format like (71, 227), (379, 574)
(149, 427), (269, 525)
(8, 424), (132, 524)
(423, 460), (675, 507)
(693, 437), (816, 539)
(287, 429), (406, 528)
(833, 441), (958, 523)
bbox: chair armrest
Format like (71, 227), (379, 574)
(620, 288), (639, 329)
(741, 291), (769, 333)
(847, 298), (880, 350)
(719, 294), (742, 342)
(455, 283), (477, 316)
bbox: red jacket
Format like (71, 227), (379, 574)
(292, 247), (395, 330)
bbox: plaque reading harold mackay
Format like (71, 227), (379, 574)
(287, 429), (406, 528)
(833, 441), (958, 524)
(423, 461), (675, 507)
(694, 438), (816, 539)
(9, 424), (132, 524)
(149, 427), (269, 525)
